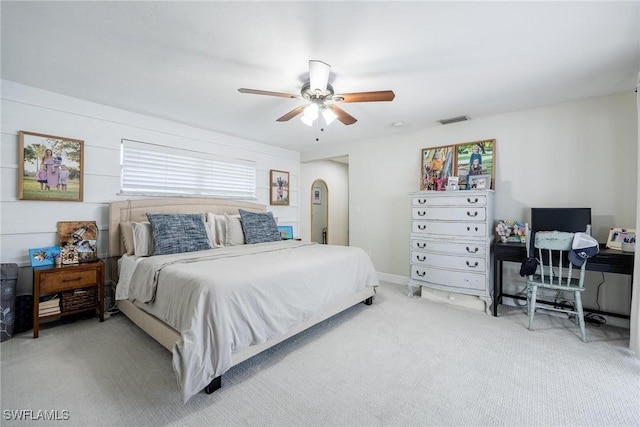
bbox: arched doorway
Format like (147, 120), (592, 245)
(311, 179), (328, 244)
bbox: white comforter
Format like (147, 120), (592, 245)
(122, 240), (378, 402)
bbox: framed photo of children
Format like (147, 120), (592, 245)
(18, 131), (84, 201)
(455, 139), (495, 190)
(420, 145), (455, 191)
(269, 169), (289, 206)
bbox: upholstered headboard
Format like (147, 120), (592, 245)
(108, 198), (266, 257)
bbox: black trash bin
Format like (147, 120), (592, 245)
(1, 263), (18, 342)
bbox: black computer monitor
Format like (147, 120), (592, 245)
(531, 208), (591, 233)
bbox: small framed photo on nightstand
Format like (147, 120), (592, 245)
(278, 225), (294, 240)
(28, 246), (60, 267)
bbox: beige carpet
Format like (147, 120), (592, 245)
(1, 281), (638, 426)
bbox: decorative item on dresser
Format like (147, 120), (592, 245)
(407, 190), (495, 314)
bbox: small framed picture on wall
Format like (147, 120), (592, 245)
(313, 187), (322, 204)
(269, 170), (289, 206)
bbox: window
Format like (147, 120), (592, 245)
(120, 139), (256, 199)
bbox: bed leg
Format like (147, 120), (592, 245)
(204, 376), (222, 394)
(364, 296), (373, 305)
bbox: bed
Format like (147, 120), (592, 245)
(108, 198), (378, 402)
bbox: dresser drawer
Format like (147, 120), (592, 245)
(412, 221), (487, 237)
(412, 207), (486, 221)
(39, 269), (99, 293)
(411, 238), (486, 256)
(411, 252), (486, 272)
(411, 266), (487, 291)
(412, 194), (487, 207)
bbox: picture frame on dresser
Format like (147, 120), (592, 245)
(468, 174), (490, 190)
(18, 131), (84, 202)
(455, 139), (495, 190)
(420, 145), (455, 191)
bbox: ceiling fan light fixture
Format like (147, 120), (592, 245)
(239, 60), (395, 128)
(303, 102), (319, 120)
(322, 107), (337, 125)
(300, 115), (314, 126)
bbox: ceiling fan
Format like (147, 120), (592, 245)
(238, 60), (395, 127)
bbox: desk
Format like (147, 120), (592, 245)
(493, 242), (634, 318)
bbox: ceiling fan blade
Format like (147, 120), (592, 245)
(276, 105), (306, 122)
(238, 88), (299, 99)
(327, 104), (357, 125)
(334, 90), (396, 103)
(309, 60), (331, 93)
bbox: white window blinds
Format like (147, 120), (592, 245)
(120, 139), (256, 199)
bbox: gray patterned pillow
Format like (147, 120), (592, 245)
(238, 209), (281, 244)
(146, 213), (211, 255)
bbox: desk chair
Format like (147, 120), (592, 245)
(524, 226), (588, 342)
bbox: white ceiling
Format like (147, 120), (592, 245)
(2, 1), (638, 153)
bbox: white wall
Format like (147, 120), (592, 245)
(300, 160), (349, 245)
(302, 92), (638, 325)
(1, 80), (300, 294)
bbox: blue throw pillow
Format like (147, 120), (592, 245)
(146, 213), (211, 255)
(238, 209), (281, 244)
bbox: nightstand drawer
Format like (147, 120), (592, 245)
(39, 269), (98, 293)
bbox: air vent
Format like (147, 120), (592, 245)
(438, 115), (469, 125)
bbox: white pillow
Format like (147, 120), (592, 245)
(205, 221), (217, 248)
(207, 213), (228, 247)
(224, 213), (245, 246)
(120, 222), (135, 255)
(131, 222), (153, 257)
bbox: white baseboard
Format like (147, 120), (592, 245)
(376, 272), (407, 286)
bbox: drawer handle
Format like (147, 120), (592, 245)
(417, 242), (426, 249)
(466, 246), (479, 253)
(467, 197), (479, 204)
(466, 226), (479, 232)
(417, 211), (426, 216)
(61, 277), (82, 283)
(418, 224), (426, 230)
(416, 270), (426, 277)
(466, 211), (478, 217)
(466, 261), (479, 268)
(417, 199), (427, 205)
(416, 255), (426, 262)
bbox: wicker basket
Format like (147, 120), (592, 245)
(61, 287), (97, 312)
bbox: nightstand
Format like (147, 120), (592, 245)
(32, 259), (105, 338)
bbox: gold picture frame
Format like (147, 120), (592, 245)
(18, 131), (84, 201)
(420, 145), (455, 191)
(269, 169), (289, 206)
(455, 139), (496, 190)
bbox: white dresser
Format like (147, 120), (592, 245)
(407, 190), (495, 314)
